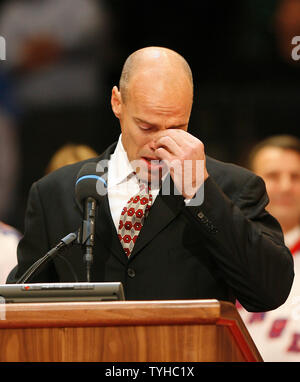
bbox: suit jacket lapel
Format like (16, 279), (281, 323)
(96, 194), (128, 265)
(130, 175), (185, 258)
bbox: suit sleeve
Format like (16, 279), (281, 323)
(184, 174), (294, 312)
(8, 181), (59, 283)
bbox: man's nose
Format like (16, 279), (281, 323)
(148, 139), (156, 152)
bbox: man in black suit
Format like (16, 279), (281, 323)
(10, 47), (294, 312)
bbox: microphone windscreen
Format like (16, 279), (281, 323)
(75, 163), (107, 204)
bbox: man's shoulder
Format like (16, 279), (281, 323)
(206, 155), (255, 179)
(206, 155), (265, 200)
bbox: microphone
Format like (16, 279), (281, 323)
(17, 232), (78, 284)
(75, 163), (107, 282)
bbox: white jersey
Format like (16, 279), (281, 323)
(0, 222), (20, 284)
(237, 227), (300, 362)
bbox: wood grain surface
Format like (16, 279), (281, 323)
(0, 299), (262, 362)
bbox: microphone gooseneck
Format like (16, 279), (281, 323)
(17, 232), (78, 284)
(75, 163), (107, 282)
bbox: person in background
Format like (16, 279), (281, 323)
(0, 221), (21, 284)
(237, 134), (300, 361)
(46, 144), (98, 174)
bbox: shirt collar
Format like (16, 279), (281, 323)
(108, 135), (135, 187)
(108, 134), (168, 191)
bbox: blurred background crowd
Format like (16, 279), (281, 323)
(0, 0), (299, 232)
(0, 0), (300, 362)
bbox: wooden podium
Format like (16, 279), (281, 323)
(0, 299), (262, 362)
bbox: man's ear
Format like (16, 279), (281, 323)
(111, 86), (122, 119)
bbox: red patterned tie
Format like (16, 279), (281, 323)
(118, 183), (152, 257)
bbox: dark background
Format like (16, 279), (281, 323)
(0, 0), (299, 232)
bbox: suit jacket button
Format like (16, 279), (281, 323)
(197, 211), (205, 219)
(127, 268), (136, 278)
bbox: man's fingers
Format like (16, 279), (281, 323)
(154, 135), (183, 156)
(154, 146), (173, 162)
(155, 129), (201, 149)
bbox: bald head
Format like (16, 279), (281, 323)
(111, 46), (194, 178)
(119, 47), (193, 103)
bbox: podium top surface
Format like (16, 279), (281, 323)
(1, 299), (221, 327)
